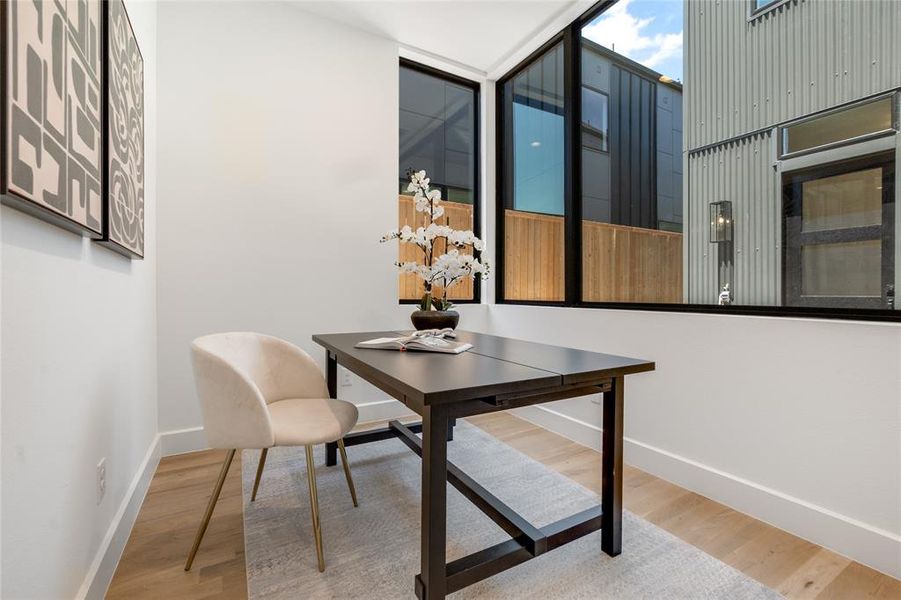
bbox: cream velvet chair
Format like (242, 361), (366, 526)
(184, 332), (359, 573)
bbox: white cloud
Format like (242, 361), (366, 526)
(643, 31), (683, 69)
(582, 0), (683, 73)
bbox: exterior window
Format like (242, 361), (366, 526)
(579, 25), (684, 304)
(499, 42), (565, 301)
(781, 96), (895, 156)
(494, 0), (900, 320)
(753, 0), (780, 12)
(783, 155), (895, 309)
(581, 86), (608, 152)
(398, 61), (479, 302)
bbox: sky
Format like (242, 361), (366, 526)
(582, 0), (684, 82)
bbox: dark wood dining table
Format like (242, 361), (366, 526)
(312, 330), (655, 600)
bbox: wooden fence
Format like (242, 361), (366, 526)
(502, 210), (566, 301)
(395, 201), (682, 303)
(581, 219), (683, 303)
(503, 210), (683, 303)
(398, 195), (474, 301)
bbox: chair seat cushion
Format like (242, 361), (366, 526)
(267, 397), (359, 446)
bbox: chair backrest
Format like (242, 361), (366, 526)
(190, 332), (329, 449)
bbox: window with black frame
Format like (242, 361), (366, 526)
(398, 61), (479, 302)
(498, 42), (566, 302)
(578, 19), (683, 304)
(782, 154), (895, 310)
(495, 0), (901, 321)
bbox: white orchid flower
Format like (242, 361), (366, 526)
(424, 223), (452, 241)
(414, 194), (431, 213)
(395, 261), (419, 273)
(386, 169), (490, 291)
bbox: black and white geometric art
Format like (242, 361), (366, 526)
(2, 0), (104, 235)
(100, 0), (144, 258)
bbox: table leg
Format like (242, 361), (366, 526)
(416, 404), (448, 600)
(325, 351), (338, 467)
(601, 375), (624, 557)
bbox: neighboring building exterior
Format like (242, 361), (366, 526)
(581, 39), (684, 233)
(503, 40), (683, 234)
(685, 0), (900, 309)
(399, 65), (476, 205)
(498, 38), (685, 303)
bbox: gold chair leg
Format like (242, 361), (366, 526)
(184, 448), (236, 571)
(251, 448), (269, 501)
(337, 439), (358, 507)
(305, 445), (325, 572)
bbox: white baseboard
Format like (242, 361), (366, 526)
(355, 398), (416, 424)
(514, 405), (901, 580)
(158, 400), (415, 458)
(75, 434), (161, 600)
(160, 425), (207, 456)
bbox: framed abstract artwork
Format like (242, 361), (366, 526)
(1, 0), (105, 236)
(99, 0), (144, 258)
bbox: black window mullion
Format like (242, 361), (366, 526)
(799, 225), (883, 246)
(495, 81), (507, 302)
(563, 23), (581, 305)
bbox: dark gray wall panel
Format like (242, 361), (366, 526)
(609, 65), (656, 229)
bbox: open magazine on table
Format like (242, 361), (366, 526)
(354, 329), (472, 354)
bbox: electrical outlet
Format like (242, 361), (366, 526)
(97, 458), (107, 504)
(340, 367), (352, 387)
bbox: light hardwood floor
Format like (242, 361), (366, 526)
(108, 413), (901, 599)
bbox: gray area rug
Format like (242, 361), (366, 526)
(243, 421), (780, 599)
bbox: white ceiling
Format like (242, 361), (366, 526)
(292, 1), (584, 74)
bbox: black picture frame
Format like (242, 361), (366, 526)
(0, 0), (105, 238)
(97, 0), (145, 259)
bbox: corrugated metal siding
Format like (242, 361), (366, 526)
(685, 0), (901, 151)
(687, 132), (779, 305)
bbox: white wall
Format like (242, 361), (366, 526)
(155, 2), (491, 451)
(484, 305), (901, 578)
(0, 1), (159, 597)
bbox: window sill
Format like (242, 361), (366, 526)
(398, 299), (481, 306)
(496, 299), (901, 323)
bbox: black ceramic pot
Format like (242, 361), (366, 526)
(410, 310), (460, 331)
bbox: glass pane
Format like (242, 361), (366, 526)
(446, 187), (473, 205)
(784, 97), (894, 155)
(802, 168), (882, 232)
(802, 241), (882, 297)
(399, 65), (477, 301)
(580, 9), (684, 304)
(581, 87), (608, 152)
(502, 43), (565, 301)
